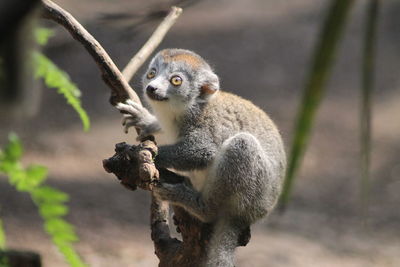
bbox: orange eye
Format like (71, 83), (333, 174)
(147, 68), (156, 79)
(170, 75), (182, 86)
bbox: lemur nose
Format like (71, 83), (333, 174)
(146, 85), (157, 93)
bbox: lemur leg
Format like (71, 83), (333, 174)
(158, 168), (187, 184)
(154, 132), (272, 225)
(204, 132), (273, 223)
(153, 177), (211, 221)
(205, 132), (271, 267)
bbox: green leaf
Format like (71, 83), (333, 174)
(39, 203), (69, 218)
(360, 0), (380, 212)
(34, 27), (55, 46)
(279, 0), (356, 209)
(0, 219), (6, 250)
(26, 165), (48, 187)
(9, 169), (27, 189)
(44, 218), (75, 235)
(32, 51), (90, 132)
(52, 231), (79, 243)
(0, 161), (18, 175)
(32, 186), (69, 203)
(55, 244), (87, 267)
(12, 165), (47, 192)
(3, 133), (22, 162)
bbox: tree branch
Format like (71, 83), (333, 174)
(103, 141), (182, 260)
(41, 0), (140, 105)
(122, 6), (182, 82)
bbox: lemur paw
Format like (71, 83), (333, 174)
(117, 100), (145, 133)
(116, 100), (160, 140)
(120, 114), (138, 134)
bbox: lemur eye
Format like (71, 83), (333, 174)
(170, 75), (182, 86)
(147, 68), (156, 79)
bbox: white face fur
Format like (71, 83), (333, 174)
(142, 49), (219, 112)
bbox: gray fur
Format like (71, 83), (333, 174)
(117, 49), (286, 267)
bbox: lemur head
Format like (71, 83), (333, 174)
(142, 49), (220, 110)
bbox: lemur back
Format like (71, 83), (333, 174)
(195, 91), (285, 162)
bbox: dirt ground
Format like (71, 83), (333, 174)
(1, 0), (400, 266)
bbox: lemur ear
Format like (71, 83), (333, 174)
(200, 70), (220, 95)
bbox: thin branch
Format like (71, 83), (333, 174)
(41, 0), (141, 106)
(122, 6), (182, 82)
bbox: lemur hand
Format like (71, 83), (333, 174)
(116, 100), (161, 140)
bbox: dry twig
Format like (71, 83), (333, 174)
(41, 0), (140, 105)
(122, 6), (182, 81)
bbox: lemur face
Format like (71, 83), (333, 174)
(142, 49), (220, 108)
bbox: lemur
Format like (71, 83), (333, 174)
(117, 49), (286, 267)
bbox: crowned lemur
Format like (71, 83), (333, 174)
(117, 49), (286, 267)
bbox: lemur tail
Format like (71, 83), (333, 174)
(204, 219), (241, 267)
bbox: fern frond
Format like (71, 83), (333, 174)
(0, 219), (7, 267)
(32, 51), (90, 132)
(0, 134), (87, 267)
(34, 27), (55, 46)
(0, 219), (5, 250)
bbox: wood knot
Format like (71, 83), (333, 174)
(102, 139), (159, 191)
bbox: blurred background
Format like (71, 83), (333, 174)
(1, 0), (399, 266)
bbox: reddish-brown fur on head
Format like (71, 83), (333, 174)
(145, 49), (220, 102)
(161, 49), (204, 69)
